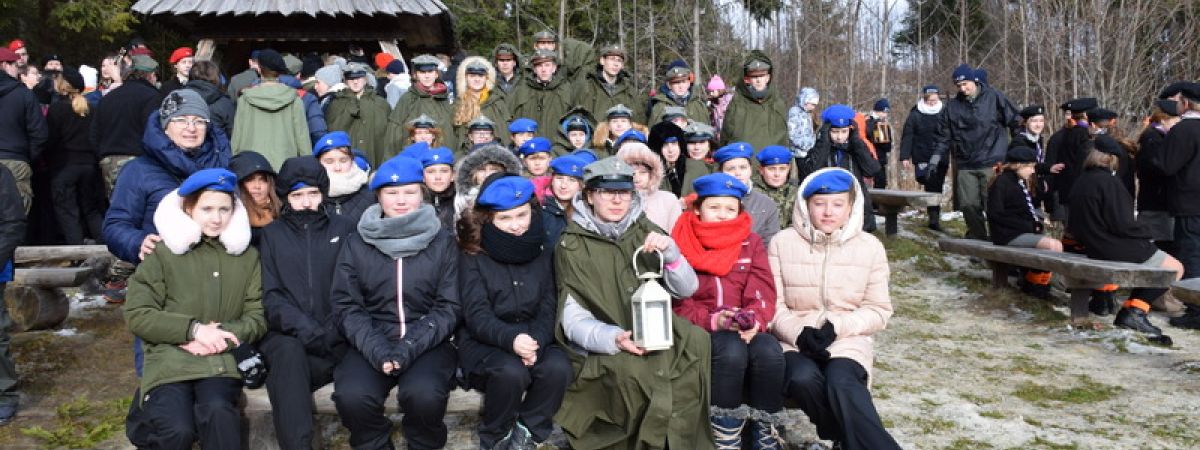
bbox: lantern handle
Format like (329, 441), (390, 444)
(632, 247), (664, 279)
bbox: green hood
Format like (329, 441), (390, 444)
(239, 82), (299, 112)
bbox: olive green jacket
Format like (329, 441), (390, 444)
(124, 238), (266, 400)
(452, 90), (511, 151)
(554, 217), (714, 450)
(575, 68), (646, 125)
(325, 89), (392, 166)
(720, 83), (788, 150)
(509, 73), (575, 138)
(648, 87), (710, 126)
(387, 84), (456, 152)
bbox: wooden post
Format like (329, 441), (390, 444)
(3, 285), (69, 332)
(196, 39), (216, 61)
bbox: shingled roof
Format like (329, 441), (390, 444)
(131, 0), (449, 17)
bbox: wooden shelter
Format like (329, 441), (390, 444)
(131, 0), (456, 71)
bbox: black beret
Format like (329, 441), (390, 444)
(1060, 97), (1097, 113)
(1019, 104), (1045, 119)
(60, 66), (84, 91)
(1155, 99), (1180, 117)
(1005, 146), (1038, 163)
(1093, 137), (1123, 156)
(1087, 107), (1117, 122)
(1158, 81), (1200, 101)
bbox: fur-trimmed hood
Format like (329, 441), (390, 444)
(454, 143), (523, 197)
(455, 56), (496, 99)
(616, 142), (664, 194)
(793, 167), (864, 245)
(153, 189), (252, 256)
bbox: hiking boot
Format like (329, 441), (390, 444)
(0, 403), (16, 426)
(102, 279), (127, 304)
(506, 422), (534, 450)
(1114, 306), (1163, 336)
(1089, 291), (1116, 316)
(1151, 292), (1186, 317)
(747, 419), (785, 450)
(1169, 311), (1200, 329)
(1019, 279), (1053, 300)
(711, 414), (746, 450)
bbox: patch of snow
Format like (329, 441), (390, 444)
(53, 328), (78, 337)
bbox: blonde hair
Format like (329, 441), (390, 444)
(54, 76), (89, 117)
(1083, 147), (1119, 171)
(453, 56), (496, 127)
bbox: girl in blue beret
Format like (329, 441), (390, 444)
(801, 104), (882, 232)
(456, 174), (572, 450)
(330, 155), (462, 450)
(769, 168), (902, 450)
(314, 131), (374, 220)
(124, 168), (266, 450)
(540, 155), (586, 248)
(671, 173), (785, 449)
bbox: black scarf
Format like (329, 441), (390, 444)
(481, 211), (546, 264)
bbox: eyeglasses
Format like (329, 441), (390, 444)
(595, 189), (632, 200)
(167, 117), (211, 129)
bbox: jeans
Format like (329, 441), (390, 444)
(710, 331), (785, 412)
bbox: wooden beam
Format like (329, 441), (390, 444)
(870, 189), (941, 208)
(1171, 278), (1200, 305)
(15, 245), (113, 264)
(937, 238), (1176, 287)
(14, 268), (93, 288)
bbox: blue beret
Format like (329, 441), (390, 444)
(289, 181), (310, 192)
(952, 63), (974, 82)
(820, 104), (856, 128)
(369, 155), (425, 190)
(613, 129), (647, 148)
(693, 173), (748, 199)
(802, 170), (854, 199)
(399, 142), (431, 160)
(550, 155), (587, 178)
(519, 137), (552, 156)
(179, 168), (237, 196)
(313, 131), (351, 156)
(476, 175), (534, 211)
(873, 98), (890, 112)
(571, 149), (599, 165)
(713, 142), (754, 165)
(922, 85), (940, 95)
(421, 146), (454, 167)
(508, 118), (538, 134)
(756, 145), (792, 166)
(352, 149), (371, 172)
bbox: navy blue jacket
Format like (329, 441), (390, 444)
(0, 72), (48, 162)
(939, 86), (1019, 170)
(102, 112), (231, 263)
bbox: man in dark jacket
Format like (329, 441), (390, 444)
(491, 44), (522, 95)
(575, 44), (645, 125)
(1155, 82), (1200, 279)
(0, 164), (27, 425)
(0, 47), (48, 214)
(90, 54), (162, 197)
(938, 63), (1019, 240)
(258, 156), (355, 450)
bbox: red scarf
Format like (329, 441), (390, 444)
(671, 211), (752, 276)
(416, 81), (448, 96)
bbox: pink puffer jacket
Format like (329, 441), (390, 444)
(768, 167), (892, 377)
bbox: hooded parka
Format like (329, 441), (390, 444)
(388, 80), (456, 152)
(325, 87), (391, 166)
(231, 82), (311, 170)
(453, 56), (512, 150)
(720, 52), (788, 149)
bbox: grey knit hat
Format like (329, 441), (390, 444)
(159, 89), (211, 129)
(315, 65), (343, 87)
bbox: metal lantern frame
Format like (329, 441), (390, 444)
(630, 248), (674, 351)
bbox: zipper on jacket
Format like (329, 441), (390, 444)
(819, 238), (833, 320)
(304, 224), (313, 311)
(395, 258), (406, 338)
(715, 276), (724, 308)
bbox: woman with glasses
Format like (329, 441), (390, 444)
(553, 156), (714, 449)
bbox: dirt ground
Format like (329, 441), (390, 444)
(1, 215), (1198, 449)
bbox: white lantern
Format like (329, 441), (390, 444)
(630, 248), (674, 351)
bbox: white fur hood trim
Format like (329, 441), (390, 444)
(153, 190), (252, 256)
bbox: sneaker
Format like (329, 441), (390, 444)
(1114, 306), (1163, 335)
(507, 422), (534, 450)
(1089, 291), (1116, 316)
(0, 403), (16, 426)
(102, 279), (127, 304)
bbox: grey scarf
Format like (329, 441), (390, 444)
(357, 204), (441, 259)
(570, 191), (646, 240)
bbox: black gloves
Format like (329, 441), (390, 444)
(795, 322), (837, 361)
(231, 342), (268, 389)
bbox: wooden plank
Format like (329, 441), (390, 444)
(937, 238), (1176, 287)
(1171, 278), (1200, 305)
(15, 245), (113, 264)
(870, 189), (941, 208)
(13, 268), (93, 288)
(242, 384), (481, 414)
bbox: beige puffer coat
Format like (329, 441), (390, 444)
(767, 167), (892, 377)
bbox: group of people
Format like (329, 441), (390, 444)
(0, 31), (911, 450)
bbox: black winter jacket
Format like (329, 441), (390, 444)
(426, 186), (455, 230)
(90, 79), (162, 158)
(325, 187), (374, 221)
(457, 249), (557, 378)
(1153, 117), (1200, 216)
(1094, 133), (1135, 200)
(1067, 168), (1156, 263)
(332, 229), (461, 371)
(1135, 126), (1170, 212)
(987, 170), (1042, 246)
(260, 209), (356, 357)
(183, 79), (236, 138)
(0, 165), (26, 278)
(939, 86), (1019, 169)
(1047, 125), (1093, 203)
(542, 198), (568, 249)
(801, 123), (881, 182)
(0, 72), (47, 162)
(45, 98), (96, 167)
(898, 104), (946, 164)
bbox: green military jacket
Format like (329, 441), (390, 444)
(720, 83), (788, 150)
(325, 89), (392, 166)
(575, 68), (646, 125)
(452, 91), (512, 152)
(754, 177), (799, 228)
(509, 72), (575, 139)
(387, 83), (456, 152)
(648, 87), (711, 126)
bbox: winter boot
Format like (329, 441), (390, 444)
(1169, 304), (1200, 329)
(1114, 300), (1162, 335)
(927, 206), (942, 231)
(1151, 291), (1186, 317)
(747, 418), (785, 450)
(1089, 285), (1118, 316)
(1019, 270), (1053, 300)
(710, 414), (746, 450)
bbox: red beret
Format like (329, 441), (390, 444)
(169, 47), (193, 64)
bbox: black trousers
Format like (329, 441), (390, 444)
(918, 159), (949, 194)
(467, 346), (573, 448)
(783, 353), (900, 450)
(1175, 216), (1200, 279)
(260, 332), (338, 450)
(333, 343), (457, 450)
(50, 163), (104, 244)
(710, 331), (785, 412)
(135, 377), (243, 450)
(873, 159), (889, 189)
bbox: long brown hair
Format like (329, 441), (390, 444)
(455, 198), (539, 255)
(988, 162), (1037, 191)
(189, 60), (223, 91)
(1094, 119), (1139, 158)
(406, 125), (443, 147)
(237, 173), (281, 225)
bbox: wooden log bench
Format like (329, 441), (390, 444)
(938, 238), (1177, 322)
(1170, 278), (1200, 306)
(870, 189), (941, 235)
(5, 245), (116, 331)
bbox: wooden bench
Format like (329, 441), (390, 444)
(870, 189), (941, 235)
(938, 238), (1177, 321)
(6, 245), (116, 331)
(1170, 278), (1200, 306)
